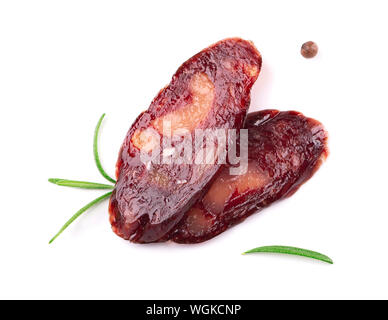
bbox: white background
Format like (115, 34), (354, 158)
(1, 0), (387, 299)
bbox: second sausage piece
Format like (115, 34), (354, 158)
(166, 110), (328, 243)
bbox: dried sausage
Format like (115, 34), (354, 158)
(109, 38), (262, 243)
(167, 110), (328, 243)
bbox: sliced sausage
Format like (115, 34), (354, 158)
(109, 38), (262, 243)
(167, 110), (328, 243)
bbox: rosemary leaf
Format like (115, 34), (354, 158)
(243, 245), (333, 264)
(49, 191), (112, 244)
(48, 178), (114, 190)
(94, 113), (116, 184)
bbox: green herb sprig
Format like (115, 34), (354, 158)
(48, 114), (115, 244)
(243, 245), (333, 264)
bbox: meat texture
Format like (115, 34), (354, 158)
(109, 38), (262, 243)
(167, 110), (328, 243)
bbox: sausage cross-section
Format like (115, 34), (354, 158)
(166, 110), (328, 243)
(109, 38), (262, 243)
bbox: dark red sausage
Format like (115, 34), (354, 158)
(109, 38), (262, 243)
(166, 110), (328, 243)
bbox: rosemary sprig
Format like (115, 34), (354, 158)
(94, 113), (116, 184)
(49, 191), (112, 244)
(48, 178), (114, 190)
(243, 245), (333, 264)
(49, 113), (115, 244)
